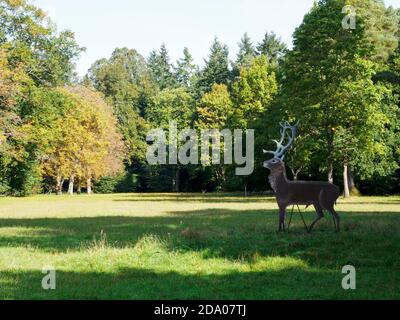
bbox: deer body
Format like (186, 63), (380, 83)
(263, 121), (340, 232)
(266, 159), (340, 232)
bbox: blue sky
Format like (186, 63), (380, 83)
(32, 0), (399, 77)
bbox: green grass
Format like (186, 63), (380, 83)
(0, 193), (399, 299)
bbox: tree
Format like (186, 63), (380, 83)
(145, 87), (195, 191)
(349, 0), (399, 65)
(280, 0), (399, 196)
(27, 86), (125, 195)
(196, 84), (233, 129)
(195, 84), (234, 190)
(231, 55), (278, 129)
(196, 38), (231, 95)
(0, 0), (83, 195)
(366, 36), (400, 194)
(0, 49), (32, 194)
(146, 87), (194, 129)
(236, 33), (255, 67)
(87, 47), (154, 113)
(0, 50), (29, 143)
(0, 0), (83, 86)
(230, 55), (277, 191)
(256, 31), (287, 65)
(87, 48), (152, 164)
(174, 47), (198, 88)
(147, 44), (176, 90)
(65, 86), (125, 194)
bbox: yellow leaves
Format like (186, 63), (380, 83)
(195, 84), (232, 130)
(6, 0), (25, 8)
(41, 86), (125, 181)
(0, 50), (30, 106)
(370, 142), (387, 157)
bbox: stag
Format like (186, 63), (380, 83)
(263, 121), (340, 233)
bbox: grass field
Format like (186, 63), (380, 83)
(0, 193), (399, 299)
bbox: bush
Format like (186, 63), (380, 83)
(358, 172), (400, 196)
(0, 178), (10, 195)
(94, 172), (139, 193)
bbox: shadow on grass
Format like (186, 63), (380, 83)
(1, 206), (400, 299)
(337, 200), (400, 205)
(111, 193), (400, 205)
(112, 193), (276, 203)
(1, 266), (356, 300)
(1, 208), (400, 266)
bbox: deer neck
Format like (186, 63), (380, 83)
(268, 170), (288, 193)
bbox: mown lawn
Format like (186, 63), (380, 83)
(0, 193), (399, 299)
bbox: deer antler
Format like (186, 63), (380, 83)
(263, 120), (299, 160)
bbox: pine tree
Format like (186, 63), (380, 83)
(174, 47), (197, 87)
(196, 38), (231, 95)
(350, 0), (399, 64)
(236, 33), (255, 67)
(256, 31), (287, 65)
(147, 44), (176, 90)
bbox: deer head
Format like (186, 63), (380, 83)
(263, 121), (299, 172)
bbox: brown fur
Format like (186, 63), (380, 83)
(264, 158), (340, 232)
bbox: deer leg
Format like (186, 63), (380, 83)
(331, 214), (337, 230)
(287, 205), (295, 230)
(328, 208), (340, 232)
(308, 205), (324, 233)
(326, 208), (337, 230)
(278, 206), (286, 232)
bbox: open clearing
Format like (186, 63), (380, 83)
(0, 193), (399, 299)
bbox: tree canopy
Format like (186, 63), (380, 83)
(1, 0), (399, 196)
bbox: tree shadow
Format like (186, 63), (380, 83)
(1, 207), (400, 299)
(3, 261), (400, 299)
(0, 266), (356, 300)
(338, 200), (400, 205)
(112, 193), (276, 203)
(0, 208), (399, 264)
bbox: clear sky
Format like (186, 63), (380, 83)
(32, 0), (399, 77)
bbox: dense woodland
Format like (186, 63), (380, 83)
(0, 0), (399, 196)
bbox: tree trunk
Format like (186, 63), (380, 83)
(68, 175), (74, 195)
(348, 166), (355, 194)
(327, 128), (334, 184)
(175, 167), (180, 192)
(77, 178), (81, 194)
(343, 163), (350, 198)
(328, 162), (334, 184)
(56, 174), (63, 195)
(221, 166), (226, 190)
(87, 178), (92, 194)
